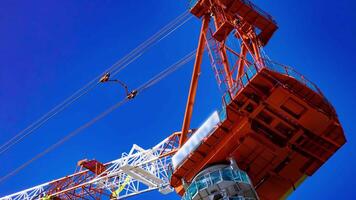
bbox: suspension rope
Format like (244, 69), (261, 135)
(110, 11), (192, 76)
(0, 10), (192, 156)
(0, 84), (96, 155)
(137, 50), (196, 92)
(0, 50), (196, 184)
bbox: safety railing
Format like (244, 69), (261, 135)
(182, 167), (252, 200)
(228, 59), (325, 99)
(263, 59), (324, 95)
(229, 62), (259, 96)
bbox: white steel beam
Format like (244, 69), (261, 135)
(0, 134), (180, 200)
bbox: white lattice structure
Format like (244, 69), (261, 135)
(0, 133), (180, 200)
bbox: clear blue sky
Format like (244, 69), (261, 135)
(0, 0), (355, 199)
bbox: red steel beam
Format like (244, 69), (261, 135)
(179, 15), (211, 147)
(236, 43), (248, 80)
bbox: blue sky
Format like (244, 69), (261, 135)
(0, 0), (355, 199)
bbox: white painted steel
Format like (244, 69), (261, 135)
(172, 111), (220, 169)
(0, 136), (178, 200)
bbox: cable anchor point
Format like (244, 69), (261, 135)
(100, 72), (138, 99)
(127, 90), (138, 99)
(99, 72), (111, 83)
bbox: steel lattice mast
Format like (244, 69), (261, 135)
(1, 133), (180, 200)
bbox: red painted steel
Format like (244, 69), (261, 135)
(30, 133), (182, 200)
(179, 15), (211, 147)
(77, 159), (107, 175)
(171, 64), (346, 199)
(171, 0), (346, 199)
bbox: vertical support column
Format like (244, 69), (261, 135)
(236, 43), (248, 81)
(179, 15), (211, 147)
(220, 45), (234, 89)
(234, 28), (263, 66)
(213, 16), (234, 89)
(251, 36), (263, 68)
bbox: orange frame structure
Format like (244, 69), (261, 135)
(174, 0), (346, 199)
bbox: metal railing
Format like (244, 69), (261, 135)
(229, 59), (325, 99)
(263, 59), (324, 96)
(222, 57), (337, 118)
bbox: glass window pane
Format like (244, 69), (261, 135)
(222, 168), (234, 181)
(210, 170), (222, 184)
(232, 170), (242, 182)
(196, 177), (208, 190)
(188, 182), (197, 197)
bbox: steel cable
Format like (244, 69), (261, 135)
(0, 10), (192, 155)
(0, 50), (196, 184)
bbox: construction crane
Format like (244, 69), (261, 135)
(0, 0), (346, 200)
(0, 133), (181, 200)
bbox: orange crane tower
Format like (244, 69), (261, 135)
(171, 0), (346, 199)
(0, 0), (346, 200)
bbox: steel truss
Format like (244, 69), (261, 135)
(0, 133), (181, 200)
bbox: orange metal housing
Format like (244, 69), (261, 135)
(77, 159), (106, 175)
(171, 0), (346, 199)
(170, 63), (346, 199)
(190, 0), (277, 45)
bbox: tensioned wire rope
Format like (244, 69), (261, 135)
(0, 50), (197, 184)
(0, 10), (193, 155)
